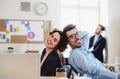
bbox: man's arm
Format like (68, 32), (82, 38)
(79, 31), (89, 50)
(69, 49), (92, 75)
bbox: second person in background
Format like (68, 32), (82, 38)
(89, 24), (106, 63)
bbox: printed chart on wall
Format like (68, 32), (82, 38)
(0, 19), (51, 43)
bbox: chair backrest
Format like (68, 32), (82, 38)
(70, 65), (78, 74)
(63, 65), (72, 78)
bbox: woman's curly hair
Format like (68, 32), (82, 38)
(49, 29), (68, 52)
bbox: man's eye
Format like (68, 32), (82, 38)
(70, 35), (74, 38)
(76, 32), (79, 35)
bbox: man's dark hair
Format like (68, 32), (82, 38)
(49, 29), (67, 52)
(62, 24), (76, 48)
(99, 24), (105, 31)
(63, 24), (76, 37)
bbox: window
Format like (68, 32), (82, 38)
(61, 0), (108, 61)
(61, 0), (108, 35)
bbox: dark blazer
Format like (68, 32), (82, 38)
(41, 48), (62, 76)
(89, 35), (106, 62)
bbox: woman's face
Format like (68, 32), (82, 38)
(45, 32), (61, 50)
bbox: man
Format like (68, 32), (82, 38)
(63, 24), (118, 79)
(89, 24), (106, 63)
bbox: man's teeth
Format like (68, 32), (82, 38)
(76, 40), (81, 43)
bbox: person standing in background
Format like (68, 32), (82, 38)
(89, 24), (106, 63)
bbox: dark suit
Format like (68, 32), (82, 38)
(41, 48), (62, 76)
(89, 35), (106, 62)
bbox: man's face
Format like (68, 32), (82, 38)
(66, 28), (82, 49)
(95, 25), (102, 34)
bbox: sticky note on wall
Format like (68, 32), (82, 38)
(41, 24), (45, 29)
(6, 30), (10, 34)
(16, 26), (20, 32)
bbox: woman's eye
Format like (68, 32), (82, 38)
(54, 38), (57, 42)
(51, 35), (54, 37)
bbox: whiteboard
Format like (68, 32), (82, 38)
(28, 21), (44, 41)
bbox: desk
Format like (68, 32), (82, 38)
(0, 54), (40, 79)
(0, 76), (91, 79)
(40, 77), (58, 79)
(40, 76), (91, 79)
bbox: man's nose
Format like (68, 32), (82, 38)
(76, 34), (81, 39)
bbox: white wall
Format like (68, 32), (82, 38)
(0, 0), (61, 53)
(107, 0), (120, 63)
(0, 0), (120, 63)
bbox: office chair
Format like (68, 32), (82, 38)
(63, 65), (72, 78)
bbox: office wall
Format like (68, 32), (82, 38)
(107, 0), (120, 63)
(0, 0), (61, 53)
(0, 0), (120, 63)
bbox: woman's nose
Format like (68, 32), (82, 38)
(49, 38), (54, 42)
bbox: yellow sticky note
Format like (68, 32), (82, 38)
(6, 30), (10, 34)
(41, 25), (45, 29)
(16, 26), (20, 32)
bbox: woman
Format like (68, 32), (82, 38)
(41, 29), (67, 76)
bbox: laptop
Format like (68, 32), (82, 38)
(0, 54), (40, 79)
